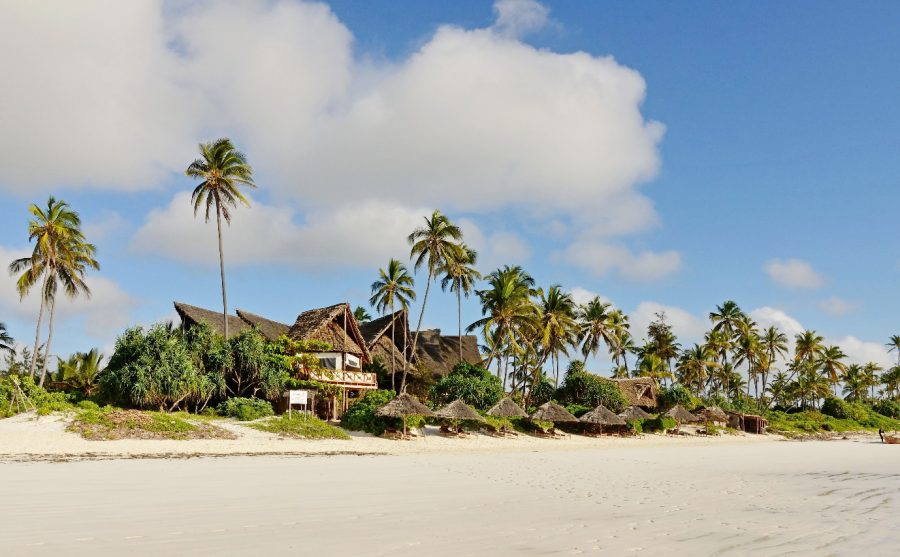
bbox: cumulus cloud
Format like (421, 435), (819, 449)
(0, 246), (136, 339)
(569, 287), (607, 307)
(560, 241), (681, 281)
(629, 302), (707, 345)
(818, 296), (858, 316)
(832, 336), (894, 369)
(458, 218), (530, 269)
(749, 306), (806, 339)
(492, 0), (551, 38)
(764, 258), (824, 289)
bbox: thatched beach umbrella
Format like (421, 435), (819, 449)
(619, 406), (652, 421)
(664, 404), (699, 425)
(376, 393), (435, 435)
(487, 397), (527, 418)
(697, 406), (728, 424)
(580, 405), (627, 427)
(434, 399), (485, 422)
(530, 401), (579, 423)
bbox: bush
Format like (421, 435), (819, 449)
(658, 385), (697, 411)
(565, 404), (591, 418)
(429, 362), (503, 411)
(217, 397), (274, 421)
(0, 375), (76, 417)
(643, 416), (677, 432)
(77, 400), (100, 411)
(529, 377), (555, 407)
(250, 414), (350, 439)
(822, 397), (868, 422)
(555, 370), (628, 413)
(340, 389), (397, 436)
(627, 419), (643, 434)
(873, 399), (900, 419)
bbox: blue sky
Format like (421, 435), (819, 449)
(1, 0), (898, 369)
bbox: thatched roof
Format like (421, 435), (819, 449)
(414, 328), (482, 378)
(434, 399), (484, 422)
(375, 393), (435, 417)
(235, 309), (290, 341)
(697, 406), (728, 423)
(601, 377), (658, 408)
(580, 405), (627, 426)
(288, 303), (371, 362)
(174, 302), (250, 338)
(359, 309), (414, 368)
(619, 406), (653, 421)
(664, 404), (699, 424)
(486, 397), (528, 418)
(530, 401), (579, 423)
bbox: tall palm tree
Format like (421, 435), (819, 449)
(440, 244), (481, 363)
(576, 297), (614, 366)
(862, 362), (882, 399)
(59, 348), (104, 396)
(709, 300), (744, 365)
(733, 327), (762, 397)
(186, 138), (256, 339)
(794, 330), (825, 367)
(0, 323), (13, 357)
(9, 197), (97, 382)
(842, 364), (867, 402)
(760, 326), (788, 398)
(637, 353), (672, 386)
(818, 345), (848, 394)
(537, 285), (577, 387)
(406, 210), (463, 392)
(676, 343), (719, 395)
(353, 306), (372, 323)
(704, 329), (733, 394)
(370, 259), (416, 392)
(888, 335), (900, 367)
(605, 309), (631, 369)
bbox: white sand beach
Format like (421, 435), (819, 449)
(1, 414), (898, 556)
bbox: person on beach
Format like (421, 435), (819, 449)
(879, 428), (885, 443)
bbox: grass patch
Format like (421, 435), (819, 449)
(250, 414), (351, 440)
(69, 407), (236, 440)
(766, 410), (900, 438)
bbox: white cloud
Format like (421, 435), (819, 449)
(629, 302), (707, 345)
(0, 246), (136, 340)
(569, 287), (605, 307)
(83, 211), (128, 241)
(560, 241), (681, 282)
(749, 306), (806, 340)
(818, 296), (858, 316)
(764, 258), (824, 289)
(832, 336), (893, 369)
(492, 0), (551, 38)
(458, 218), (530, 270)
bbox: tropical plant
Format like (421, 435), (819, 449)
(439, 244), (481, 364)
(216, 397), (274, 421)
(370, 258), (416, 391)
(0, 323), (13, 355)
(555, 362), (628, 413)
(186, 138), (256, 339)
(760, 326), (788, 398)
(676, 344), (718, 395)
(794, 330), (825, 367)
(842, 364), (868, 402)
(888, 335), (900, 367)
(576, 297), (614, 365)
(406, 210), (463, 392)
(429, 362), (503, 411)
(537, 285), (577, 387)
(818, 345), (848, 393)
(58, 348), (104, 396)
(353, 306), (372, 323)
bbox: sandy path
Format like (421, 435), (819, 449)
(1, 437), (898, 555)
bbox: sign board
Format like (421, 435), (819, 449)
(289, 390), (308, 405)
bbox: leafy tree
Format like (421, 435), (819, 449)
(0, 323), (12, 355)
(353, 306), (372, 323)
(676, 344), (718, 395)
(186, 138), (256, 339)
(657, 384), (695, 410)
(407, 210), (463, 392)
(794, 330), (825, 366)
(760, 326), (788, 399)
(888, 335), (900, 367)
(370, 258), (416, 391)
(842, 364), (867, 402)
(440, 244), (481, 364)
(576, 297), (614, 365)
(429, 362), (503, 411)
(58, 348), (104, 396)
(537, 285), (577, 387)
(817, 345), (848, 394)
(646, 312), (680, 377)
(556, 362), (628, 413)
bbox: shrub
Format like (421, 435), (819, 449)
(250, 414), (350, 440)
(873, 399), (900, 419)
(0, 375), (76, 417)
(643, 416), (677, 432)
(77, 400), (100, 411)
(821, 397), (868, 422)
(217, 397), (274, 421)
(565, 404), (591, 418)
(658, 385), (697, 411)
(555, 370), (628, 413)
(429, 362), (503, 411)
(627, 419), (643, 434)
(340, 389), (397, 436)
(529, 377), (555, 407)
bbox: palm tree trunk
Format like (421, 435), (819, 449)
(39, 296), (56, 387)
(390, 300), (396, 392)
(403, 270), (433, 392)
(29, 274), (48, 377)
(215, 201), (228, 339)
(457, 286), (462, 364)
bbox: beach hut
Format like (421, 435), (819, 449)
(376, 393), (435, 436)
(619, 405), (653, 421)
(696, 406), (728, 426)
(530, 401), (579, 424)
(434, 399), (484, 433)
(486, 397), (528, 418)
(664, 405), (699, 425)
(580, 405), (627, 434)
(726, 411), (768, 434)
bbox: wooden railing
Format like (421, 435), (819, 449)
(308, 370), (377, 387)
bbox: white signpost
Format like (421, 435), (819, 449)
(288, 390), (309, 418)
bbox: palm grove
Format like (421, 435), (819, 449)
(3, 137), (900, 423)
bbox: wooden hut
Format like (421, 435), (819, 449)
(358, 309), (415, 372)
(487, 397), (528, 418)
(619, 406), (653, 421)
(664, 405), (700, 425)
(696, 406), (728, 426)
(376, 393), (435, 436)
(580, 405), (627, 435)
(726, 412), (768, 434)
(530, 401), (579, 423)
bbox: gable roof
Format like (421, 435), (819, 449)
(287, 303), (371, 362)
(236, 309), (290, 341)
(359, 309), (414, 368)
(174, 302), (250, 338)
(602, 377), (658, 408)
(414, 329), (482, 377)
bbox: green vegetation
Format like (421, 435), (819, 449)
(555, 362), (628, 413)
(250, 414), (350, 440)
(69, 406), (234, 440)
(217, 397), (274, 421)
(657, 384), (698, 411)
(642, 416), (678, 433)
(429, 362), (503, 410)
(0, 375), (75, 418)
(340, 389), (396, 436)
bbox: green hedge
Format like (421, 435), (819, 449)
(216, 397), (274, 421)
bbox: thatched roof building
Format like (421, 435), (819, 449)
(288, 303), (370, 363)
(530, 401), (579, 423)
(664, 405), (699, 424)
(376, 393), (435, 418)
(601, 377), (657, 408)
(619, 406), (653, 421)
(434, 399), (484, 422)
(696, 406), (728, 424)
(580, 405), (626, 426)
(414, 328), (482, 378)
(487, 397), (528, 418)
(235, 309), (290, 341)
(359, 310), (414, 369)
(174, 302), (250, 338)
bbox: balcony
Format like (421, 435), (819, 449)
(308, 369), (377, 388)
